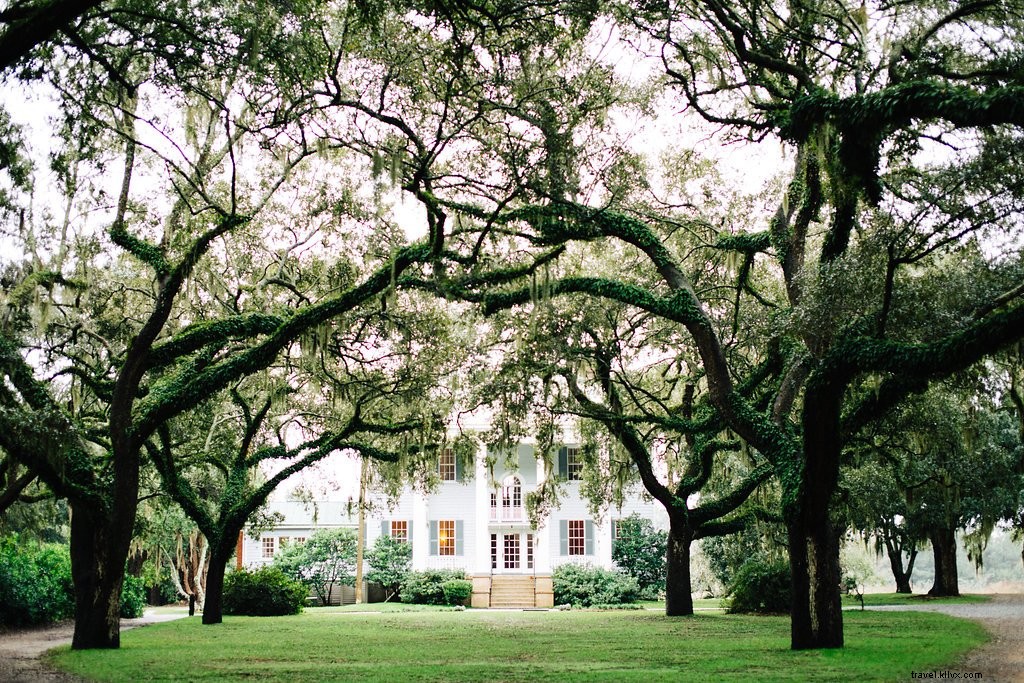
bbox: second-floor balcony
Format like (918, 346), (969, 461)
(490, 504), (526, 523)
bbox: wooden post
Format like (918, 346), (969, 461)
(354, 456), (368, 604)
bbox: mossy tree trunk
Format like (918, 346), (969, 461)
(69, 502), (135, 649)
(927, 525), (960, 597)
(665, 516), (695, 616)
(202, 543), (233, 625)
(886, 544), (916, 594)
(788, 386), (844, 650)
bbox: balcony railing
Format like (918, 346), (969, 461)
(490, 505), (526, 522)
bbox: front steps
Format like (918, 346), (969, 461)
(472, 574), (554, 608)
(489, 575), (537, 608)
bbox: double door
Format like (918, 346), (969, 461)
(491, 531), (533, 572)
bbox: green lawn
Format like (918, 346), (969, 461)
(48, 608), (986, 682)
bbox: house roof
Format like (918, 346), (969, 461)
(263, 500), (359, 530)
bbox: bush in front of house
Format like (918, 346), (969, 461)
(725, 557), (791, 614)
(441, 579), (473, 606)
(552, 563), (640, 607)
(399, 569), (468, 605)
(222, 566), (307, 616)
(366, 535), (412, 602)
(0, 534), (75, 626)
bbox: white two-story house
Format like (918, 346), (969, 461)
(240, 429), (666, 608)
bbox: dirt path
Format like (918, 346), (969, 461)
(870, 593), (1024, 682)
(0, 611), (188, 683)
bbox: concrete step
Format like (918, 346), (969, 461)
(489, 576), (537, 607)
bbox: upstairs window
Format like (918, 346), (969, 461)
(439, 449), (457, 481)
(558, 446), (583, 480)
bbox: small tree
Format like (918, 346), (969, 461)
(274, 529), (357, 605)
(612, 514), (668, 600)
(366, 535), (412, 602)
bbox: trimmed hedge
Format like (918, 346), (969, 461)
(399, 570), (468, 605)
(223, 566), (307, 616)
(441, 579), (472, 606)
(552, 563), (639, 607)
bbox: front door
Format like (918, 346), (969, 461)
(503, 533), (520, 569)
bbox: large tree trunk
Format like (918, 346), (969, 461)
(664, 518), (694, 616)
(69, 504), (131, 649)
(880, 532), (921, 593)
(202, 546), (232, 625)
(886, 545), (916, 594)
(789, 391), (844, 650)
(927, 526), (959, 597)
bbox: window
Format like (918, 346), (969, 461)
(438, 519), (456, 556)
(294, 537), (306, 545)
(568, 520), (586, 555)
(558, 446), (583, 480)
(439, 449), (456, 481)
(526, 534), (534, 569)
(262, 537), (275, 558)
(491, 534), (498, 569)
(391, 520), (409, 543)
(566, 447), (583, 481)
(431, 519), (463, 556)
(559, 520), (592, 556)
(612, 519), (622, 540)
(502, 477), (521, 509)
(279, 536), (289, 548)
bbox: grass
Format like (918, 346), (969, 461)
(48, 608), (986, 682)
(841, 593), (991, 607)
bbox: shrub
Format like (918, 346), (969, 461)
(552, 563), (639, 607)
(120, 575), (147, 618)
(366, 535), (412, 602)
(441, 579), (472, 606)
(274, 528), (357, 605)
(0, 535), (74, 627)
(223, 566), (307, 616)
(399, 569), (467, 605)
(725, 557), (791, 614)
(612, 514), (668, 600)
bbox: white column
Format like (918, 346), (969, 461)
(411, 488), (428, 570)
(533, 446), (551, 573)
(474, 440), (491, 574)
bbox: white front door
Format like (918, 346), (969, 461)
(503, 533), (520, 570)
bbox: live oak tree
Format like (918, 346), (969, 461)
(841, 462), (921, 594)
(475, 287), (776, 616)
(854, 384), (1022, 596)
(0, 0), (451, 648)
(148, 290), (462, 624)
